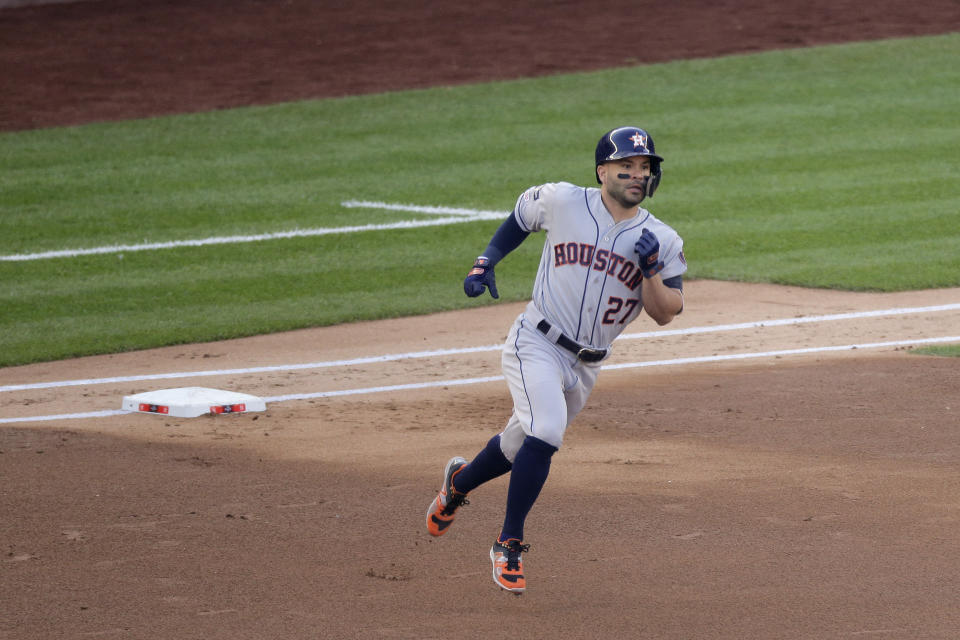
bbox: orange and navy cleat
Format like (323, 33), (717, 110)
(425, 456), (469, 536)
(490, 537), (530, 594)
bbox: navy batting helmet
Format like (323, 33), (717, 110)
(595, 126), (664, 197)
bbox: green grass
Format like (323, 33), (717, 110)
(2, 33), (959, 366)
(912, 344), (960, 357)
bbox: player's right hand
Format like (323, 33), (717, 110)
(464, 256), (499, 298)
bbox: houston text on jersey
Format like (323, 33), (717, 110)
(552, 242), (643, 290)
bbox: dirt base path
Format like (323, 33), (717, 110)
(4, 281), (960, 639)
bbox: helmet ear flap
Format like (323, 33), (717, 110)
(645, 171), (661, 198)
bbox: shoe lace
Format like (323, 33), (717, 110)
(505, 541), (530, 571)
(441, 491), (469, 515)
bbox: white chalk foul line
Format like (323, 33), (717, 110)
(603, 335), (960, 371)
(0, 409), (130, 424)
(621, 302), (960, 338)
(1, 335), (957, 425)
(3, 302), (958, 394)
(340, 200), (505, 219)
(0, 202), (506, 261)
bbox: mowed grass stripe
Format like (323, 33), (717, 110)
(1, 34), (958, 366)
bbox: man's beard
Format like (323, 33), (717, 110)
(609, 182), (646, 208)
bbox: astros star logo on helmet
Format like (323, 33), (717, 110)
(629, 131), (647, 148)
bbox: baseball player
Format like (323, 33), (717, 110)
(425, 126), (687, 594)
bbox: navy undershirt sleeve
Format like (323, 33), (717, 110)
(663, 274), (683, 291)
(481, 213), (529, 265)
(662, 274), (684, 314)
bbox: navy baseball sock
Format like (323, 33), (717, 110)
(499, 435), (557, 542)
(452, 434), (513, 494)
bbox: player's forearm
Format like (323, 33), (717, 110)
(642, 277), (684, 325)
(481, 213), (529, 265)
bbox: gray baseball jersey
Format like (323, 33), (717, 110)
(512, 181), (687, 352)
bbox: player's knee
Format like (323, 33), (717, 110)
(523, 434), (559, 455)
(499, 423), (526, 462)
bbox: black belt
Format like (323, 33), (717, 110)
(536, 320), (607, 363)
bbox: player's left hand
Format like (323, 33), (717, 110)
(464, 256), (499, 298)
(635, 228), (665, 278)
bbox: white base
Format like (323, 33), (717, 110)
(121, 387), (266, 418)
